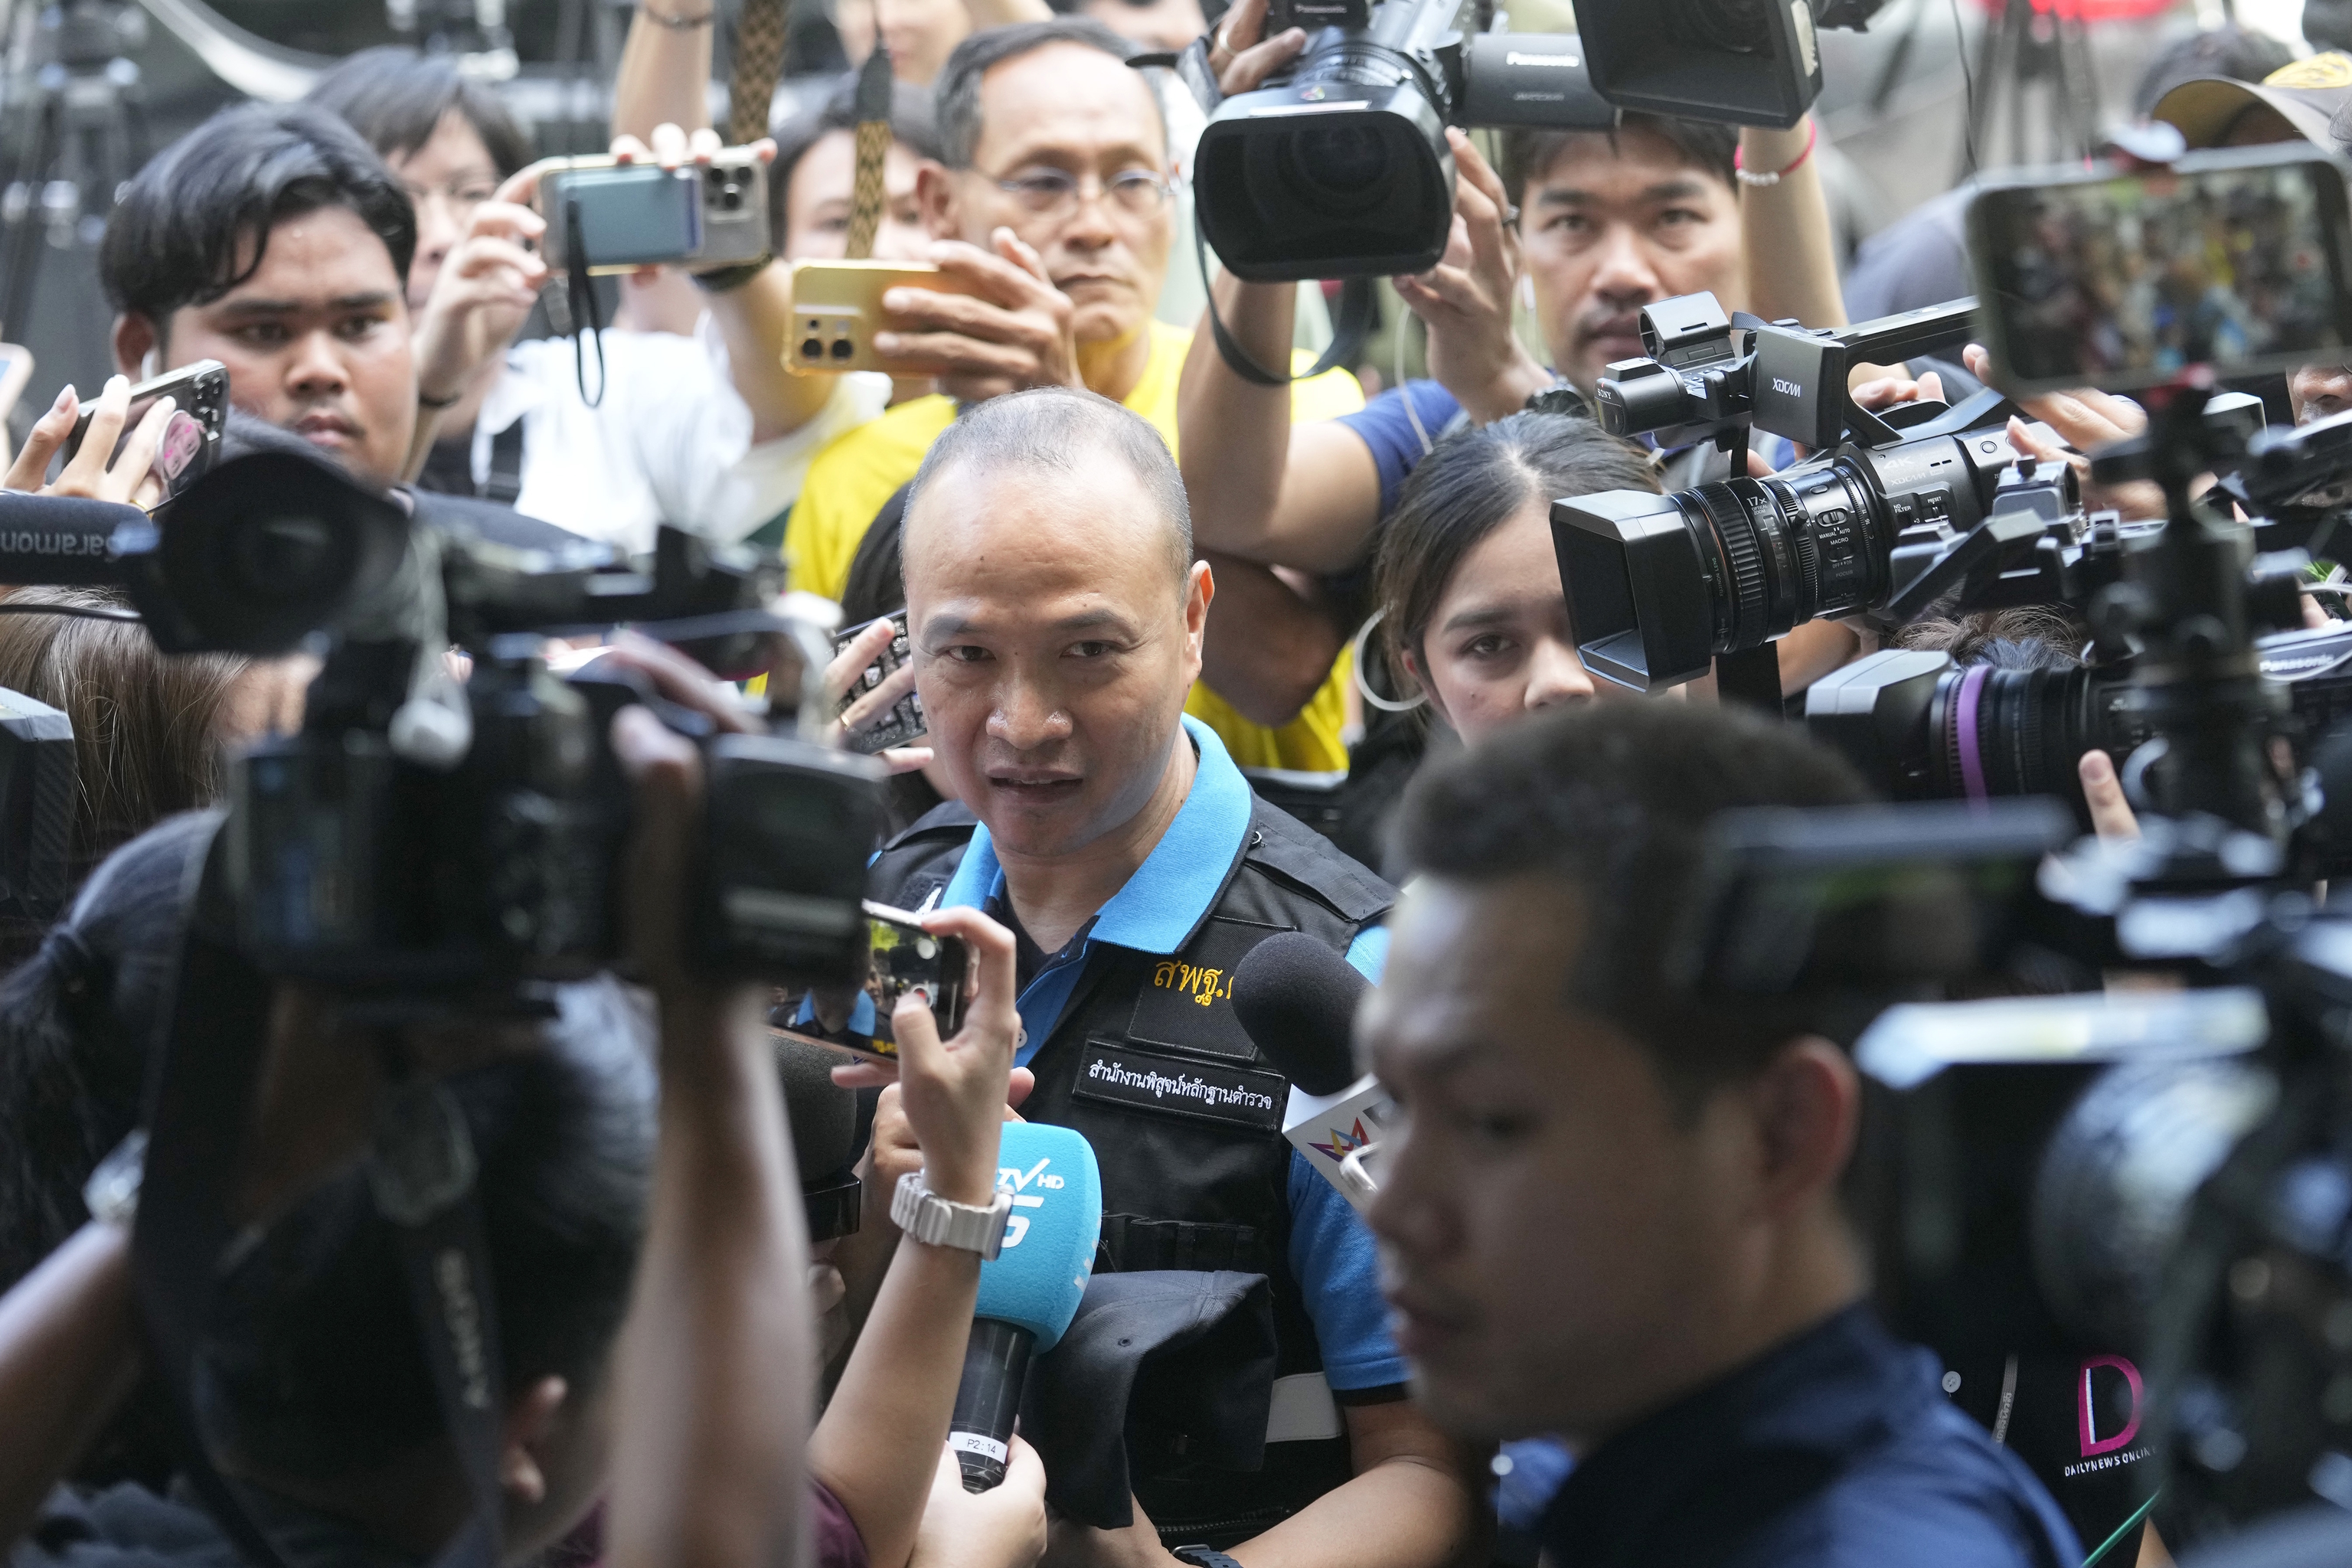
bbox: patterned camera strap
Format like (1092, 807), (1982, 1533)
(728, 0), (791, 145)
(845, 44), (894, 259)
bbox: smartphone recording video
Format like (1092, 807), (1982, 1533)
(770, 900), (969, 1065)
(1967, 146), (2352, 394)
(55, 360), (230, 504)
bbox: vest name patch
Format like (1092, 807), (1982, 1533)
(1125, 916), (1289, 1061)
(1073, 1041), (1288, 1132)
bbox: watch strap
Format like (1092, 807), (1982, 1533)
(890, 1171), (1012, 1259)
(1174, 1547), (1247, 1568)
(83, 1129), (146, 1228)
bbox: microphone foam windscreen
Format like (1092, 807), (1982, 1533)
(775, 1036), (859, 1181)
(1231, 930), (1370, 1096)
(975, 1121), (1102, 1351)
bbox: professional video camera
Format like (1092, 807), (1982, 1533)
(1668, 141), (2352, 1557)
(0, 444), (883, 994)
(1571, 0), (1888, 129)
(1185, 0), (1613, 281)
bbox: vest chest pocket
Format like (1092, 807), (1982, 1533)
(1126, 916), (1291, 1062)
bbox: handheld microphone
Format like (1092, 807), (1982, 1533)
(775, 1036), (862, 1240)
(952, 1120), (1101, 1491)
(1232, 931), (1394, 1211)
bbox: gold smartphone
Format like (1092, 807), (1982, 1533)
(786, 260), (984, 376)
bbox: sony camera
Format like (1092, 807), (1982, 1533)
(1189, 0), (1614, 280)
(0, 446), (882, 993)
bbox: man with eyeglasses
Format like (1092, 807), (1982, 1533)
(787, 16), (1369, 780)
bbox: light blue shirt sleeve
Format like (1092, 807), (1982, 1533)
(1286, 1151), (1408, 1391)
(1289, 920), (1405, 1393)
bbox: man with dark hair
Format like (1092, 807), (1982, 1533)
(100, 102), (420, 491)
(848, 386), (1477, 1568)
(788, 16), (1367, 782)
(1363, 700), (2084, 1567)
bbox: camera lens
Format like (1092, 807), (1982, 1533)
(1279, 124), (1392, 214)
(1661, 460), (1881, 656)
(1929, 662), (2135, 802)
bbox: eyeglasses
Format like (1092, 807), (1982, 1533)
(401, 178), (499, 215)
(980, 165), (1174, 220)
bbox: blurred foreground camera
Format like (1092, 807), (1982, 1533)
(1191, 0), (1612, 280)
(0, 447), (884, 994)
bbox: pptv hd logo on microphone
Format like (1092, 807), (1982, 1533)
(995, 1149), (1070, 1250)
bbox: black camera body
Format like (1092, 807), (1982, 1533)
(1191, 0), (1614, 281)
(0, 449), (885, 995)
(1571, 0), (1886, 129)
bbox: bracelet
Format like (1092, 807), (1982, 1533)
(691, 259), (773, 295)
(642, 2), (716, 26)
(417, 386), (466, 410)
(1733, 119), (1817, 188)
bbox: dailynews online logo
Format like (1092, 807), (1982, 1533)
(1309, 1118), (1374, 1165)
(2078, 1354), (2145, 1459)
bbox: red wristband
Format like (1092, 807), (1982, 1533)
(1733, 119), (1818, 188)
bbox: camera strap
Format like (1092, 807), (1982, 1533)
(566, 200), (607, 410)
(132, 824), (508, 1568)
(1193, 223), (1375, 387)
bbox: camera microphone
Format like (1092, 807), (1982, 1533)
(775, 1036), (862, 1240)
(1232, 932), (1393, 1210)
(952, 1120), (1101, 1491)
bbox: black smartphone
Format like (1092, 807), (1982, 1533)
(832, 611), (925, 754)
(1966, 145), (2352, 395)
(772, 900), (969, 1064)
(57, 360), (230, 501)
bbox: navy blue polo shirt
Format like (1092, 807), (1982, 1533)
(1540, 1304), (2082, 1568)
(938, 715), (1404, 1394)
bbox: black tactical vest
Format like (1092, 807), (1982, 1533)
(867, 794), (1396, 1547)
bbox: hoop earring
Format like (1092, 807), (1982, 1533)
(1351, 609), (1428, 714)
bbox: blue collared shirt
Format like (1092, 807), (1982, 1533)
(1540, 1304), (2083, 1568)
(942, 716), (1405, 1393)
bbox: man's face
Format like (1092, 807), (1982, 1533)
(1517, 127), (1743, 398)
(1363, 876), (1752, 1446)
(933, 44), (1172, 352)
(128, 206), (416, 488)
(2290, 361), (2352, 425)
(904, 458), (1207, 861)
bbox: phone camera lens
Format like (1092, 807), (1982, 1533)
(830, 338), (854, 360)
(802, 338), (824, 358)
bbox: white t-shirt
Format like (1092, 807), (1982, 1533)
(467, 318), (890, 555)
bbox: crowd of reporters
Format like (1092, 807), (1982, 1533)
(5, 3), (2352, 1567)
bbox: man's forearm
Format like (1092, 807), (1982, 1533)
(613, 3), (717, 142)
(0, 1221), (141, 1548)
(711, 267), (839, 443)
(1179, 275), (1297, 557)
(1197, 551), (1344, 729)
(1738, 117), (1846, 332)
(811, 1236), (983, 1568)
(1227, 1455), (1478, 1568)
(608, 991), (811, 1568)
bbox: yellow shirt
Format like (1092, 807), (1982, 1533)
(787, 320), (1366, 776)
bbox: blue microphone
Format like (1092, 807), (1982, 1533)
(951, 1120), (1102, 1491)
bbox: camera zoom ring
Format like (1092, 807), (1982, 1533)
(1693, 482), (1767, 648)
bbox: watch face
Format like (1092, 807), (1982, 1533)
(1527, 384), (1592, 421)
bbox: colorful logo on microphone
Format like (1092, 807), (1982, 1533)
(1309, 1118), (1373, 1164)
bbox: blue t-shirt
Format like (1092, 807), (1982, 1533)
(1337, 381), (1463, 516)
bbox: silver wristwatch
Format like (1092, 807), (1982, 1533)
(83, 1130), (147, 1230)
(890, 1171), (1012, 1259)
